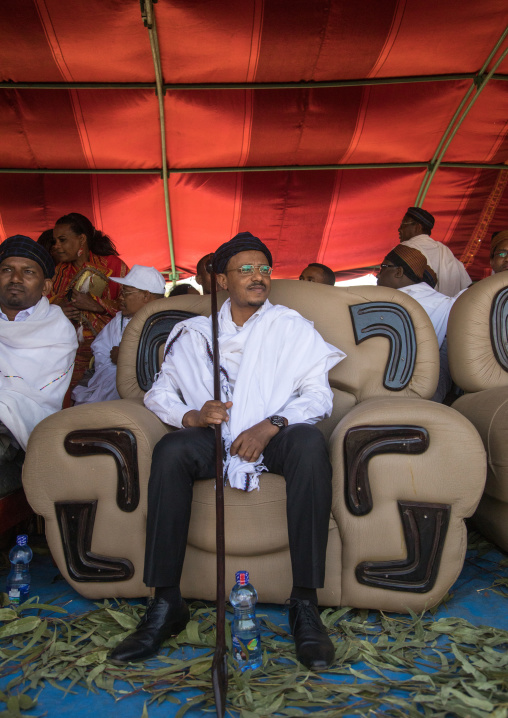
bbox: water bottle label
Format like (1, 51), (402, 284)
(232, 633), (260, 664)
(8, 588), (20, 601)
(8, 585), (29, 604)
(246, 637), (259, 651)
(235, 570), (249, 586)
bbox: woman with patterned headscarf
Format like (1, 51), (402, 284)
(49, 212), (128, 399)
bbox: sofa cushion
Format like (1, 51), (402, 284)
(448, 273), (508, 393)
(453, 387), (508, 504)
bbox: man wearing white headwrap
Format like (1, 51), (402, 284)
(0, 235), (77, 453)
(109, 232), (346, 672)
(72, 265), (166, 405)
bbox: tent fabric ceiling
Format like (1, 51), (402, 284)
(0, 0), (507, 281)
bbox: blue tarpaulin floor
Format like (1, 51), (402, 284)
(1, 536), (507, 718)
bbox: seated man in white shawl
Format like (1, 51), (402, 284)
(399, 206), (471, 297)
(0, 235), (77, 456)
(72, 265), (166, 405)
(109, 232), (346, 670)
(377, 243), (457, 402)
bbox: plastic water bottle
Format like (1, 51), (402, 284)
(229, 570), (262, 671)
(6, 535), (32, 605)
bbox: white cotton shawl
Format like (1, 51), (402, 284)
(158, 299), (345, 491)
(403, 235), (471, 297)
(398, 283), (457, 347)
(72, 312), (130, 404)
(0, 297), (78, 450)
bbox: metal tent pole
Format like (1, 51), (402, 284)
(1, 162), (507, 175)
(141, 0), (179, 285)
(415, 27), (508, 207)
(1, 73), (507, 91)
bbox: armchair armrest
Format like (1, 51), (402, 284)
(329, 397), (486, 612)
(23, 400), (169, 599)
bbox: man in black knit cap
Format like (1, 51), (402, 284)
(398, 206), (470, 297)
(109, 231), (346, 670)
(0, 235), (77, 455)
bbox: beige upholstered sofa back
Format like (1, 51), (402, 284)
(448, 272), (508, 551)
(117, 279), (440, 405)
(448, 273), (508, 393)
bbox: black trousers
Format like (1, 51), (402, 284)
(143, 423), (332, 589)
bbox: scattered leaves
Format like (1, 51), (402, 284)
(0, 537), (507, 717)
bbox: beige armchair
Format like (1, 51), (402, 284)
(23, 280), (486, 611)
(448, 272), (508, 551)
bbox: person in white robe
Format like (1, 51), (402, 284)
(398, 206), (471, 297)
(109, 232), (346, 672)
(397, 284), (455, 349)
(72, 265), (166, 405)
(0, 235), (78, 453)
(377, 243), (459, 402)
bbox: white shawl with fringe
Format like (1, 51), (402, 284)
(0, 297), (78, 449)
(144, 299), (345, 491)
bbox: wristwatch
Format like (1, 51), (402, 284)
(268, 415), (287, 430)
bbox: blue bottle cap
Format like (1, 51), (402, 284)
(235, 570), (249, 585)
(16, 535), (28, 546)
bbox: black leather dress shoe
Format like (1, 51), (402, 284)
(108, 596), (190, 664)
(288, 599), (335, 671)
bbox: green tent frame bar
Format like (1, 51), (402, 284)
(141, 0), (179, 283)
(1, 73), (507, 90)
(415, 26), (508, 206)
(1, 162), (506, 174)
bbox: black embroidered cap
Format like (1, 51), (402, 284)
(212, 231), (272, 274)
(0, 234), (55, 278)
(385, 244), (438, 288)
(406, 207), (435, 233)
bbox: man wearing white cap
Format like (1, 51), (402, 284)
(72, 265), (166, 404)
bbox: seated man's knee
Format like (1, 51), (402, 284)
(152, 428), (200, 464)
(285, 424), (328, 454)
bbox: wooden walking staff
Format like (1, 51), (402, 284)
(208, 261), (228, 717)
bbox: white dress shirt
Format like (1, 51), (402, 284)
(0, 301), (38, 322)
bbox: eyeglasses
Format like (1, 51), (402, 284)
(120, 288), (142, 296)
(493, 250), (508, 259)
(378, 263), (396, 270)
(225, 264), (272, 275)
(399, 221), (417, 227)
